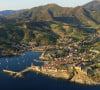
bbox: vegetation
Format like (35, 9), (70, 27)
(0, 3), (100, 57)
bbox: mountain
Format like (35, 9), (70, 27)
(7, 4), (100, 26)
(0, 4), (100, 55)
(83, 0), (100, 11)
(0, 4), (99, 45)
(0, 9), (26, 16)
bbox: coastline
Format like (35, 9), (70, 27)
(1, 49), (100, 86)
(2, 66), (100, 86)
(32, 66), (100, 86)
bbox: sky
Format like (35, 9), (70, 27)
(0, 0), (93, 11)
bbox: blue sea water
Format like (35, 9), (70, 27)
(0, 52), (100, 90)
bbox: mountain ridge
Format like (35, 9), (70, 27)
(6, 4), (100, 26)
(83, 0), (100, 10)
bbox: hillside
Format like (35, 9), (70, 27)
(0, 4), (100, 56)
(1, 4), (100, 44)
(83, 0), (100, 11)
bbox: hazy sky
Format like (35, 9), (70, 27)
(0, 0), (93, 11)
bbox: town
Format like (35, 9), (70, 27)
(3, 33), (100, 85)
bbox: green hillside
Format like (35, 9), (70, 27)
(0, 4), (100, 56)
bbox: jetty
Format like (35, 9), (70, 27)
(3, 67), (34, 78)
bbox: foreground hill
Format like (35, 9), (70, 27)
(83, 0), (100, 11)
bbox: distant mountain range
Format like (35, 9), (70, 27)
(0, 9), (26, 16)
(83, 0), (100, 10)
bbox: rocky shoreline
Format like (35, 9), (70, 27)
(2, 65), (100, 85)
